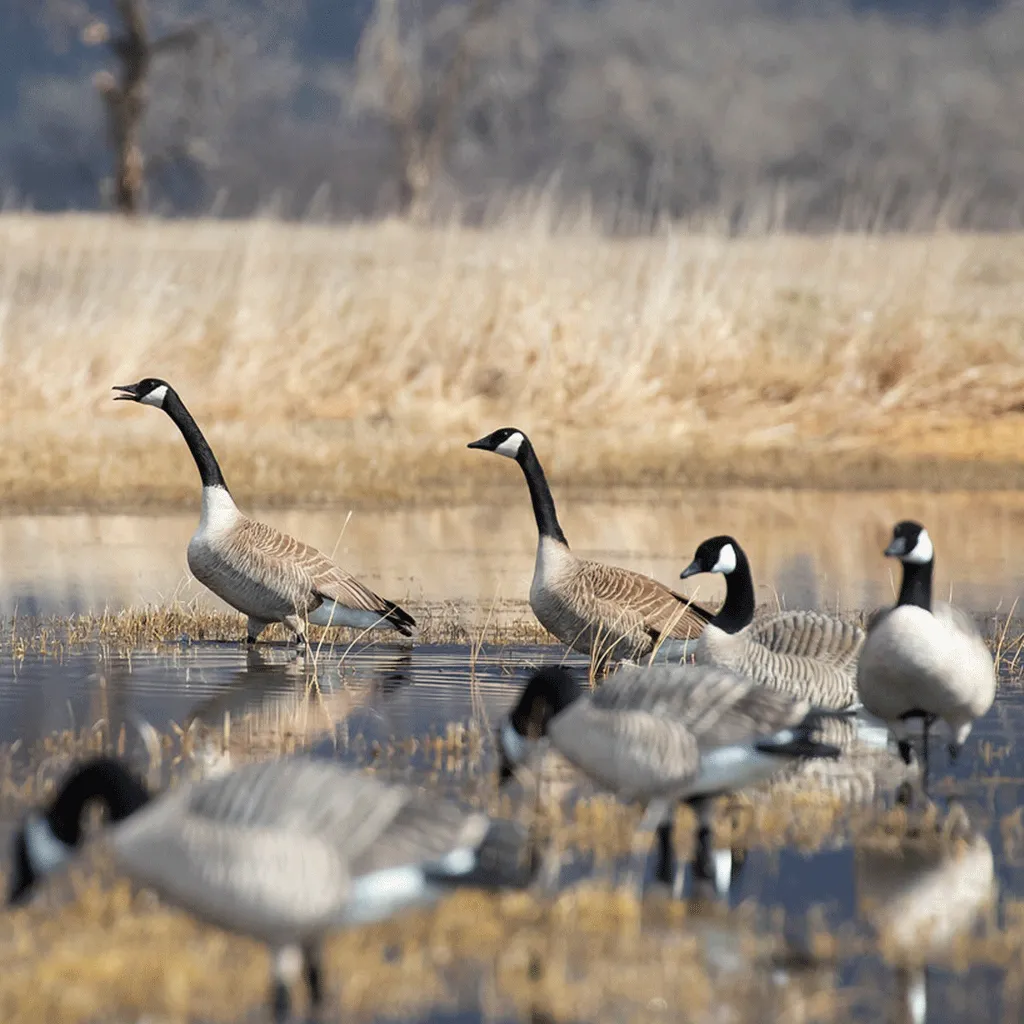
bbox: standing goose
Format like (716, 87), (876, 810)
(680, 535), (864, 710)
(856, 520), (995, 775)
(498, 664), (841, 895)
(114, 379), (415, 646)
(8, 756), (529, 1023)
(468, 427), (712, 665)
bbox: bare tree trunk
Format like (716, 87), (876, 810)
(86, 0), (209, 216)
(407, 0), (496, 221)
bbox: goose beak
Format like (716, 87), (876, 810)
(680, 559), (702, 580)
(467, 436), (491, 451)
(112, 384), (140, 402)
(884, 538), (907, 558)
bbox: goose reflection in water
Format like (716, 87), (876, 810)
(855, 804), (995, 1024)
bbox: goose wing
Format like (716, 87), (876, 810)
(236, 517), (415, 632)
(748, 610), (865, 666)
(549, 701), (701, 799)
(575, 560), (713, 640)
(111, 760), (486, 934)
(931, 601), (986, 642)
(597, 664), (811, 747)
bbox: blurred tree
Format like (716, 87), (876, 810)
(29, 0), (220, 215)
(354, 0), (500, 219)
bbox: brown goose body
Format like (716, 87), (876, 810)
(113, 378), (415, 644)
(681, 536), (862, 710)
(468, 428), (711, 665)
(188, 487), (415, 641)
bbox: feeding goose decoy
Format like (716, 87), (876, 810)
(7, 755), (530, 1023)
(856, 521), (996, 782)
(498, 664), (841, 896)
(468, 427), (712, 667)
(113, 379), (416, 648)
(680, 535), (863, 711)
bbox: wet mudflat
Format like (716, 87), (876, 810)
(0, 638), (1023, 1024)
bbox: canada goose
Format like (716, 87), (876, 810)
(8, 755), (529, 1023)
(113, 379), (415, 647)
(498, 664), (841, 895)
(680, 535), (863, 711)
(856, 521), (996, 776)
(468, 427), (712, 665)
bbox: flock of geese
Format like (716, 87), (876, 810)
(5, 377), (1001, 1022)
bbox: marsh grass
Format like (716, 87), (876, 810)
(3, 214), (1024, 510)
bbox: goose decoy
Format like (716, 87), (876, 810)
(856, 521), (996, 780)
(8, 755), (529, 1022)
(681, 535), (863, 710)
(498, 664), (841, 895)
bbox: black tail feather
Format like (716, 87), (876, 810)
(383, 600), (417, 637)
(427, 818), (536, 890)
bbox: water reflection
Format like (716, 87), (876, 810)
(855, 807), (996, 1024)
(4, 489), (1024, 618)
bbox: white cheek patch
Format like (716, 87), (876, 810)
(711, 543), (737, 575)
(494, 432), (525, 459)
(904, 529), (934, 565)
(24, 812), (73, 876)
(140, 384), (169, 408)
(500, 719), (530, 765)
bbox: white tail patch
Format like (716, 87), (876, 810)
(343, 865), (431, 924)
(307, 603), (391, 629)
(494, 432), (525, 459)
(710, 543), (737, 575)
(686, 745), (784, 797)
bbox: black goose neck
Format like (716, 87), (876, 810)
(46, 758), (151, 847)
(897, 558), (933, 611)
(163, 389), (229, 491)
(511, 668), (581, 736)
(517, 441), (568, 546)
(711, 545), (756, 633)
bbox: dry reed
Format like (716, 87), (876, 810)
(2, 213), (1024, 510)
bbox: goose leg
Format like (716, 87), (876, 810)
(283, 615), (310, 655)
(303, 942), (325, 1017)
(691, 798), (732, 899)
(921, 717), (931, 791)
(629, 798), (672, 896)
(246, 616), (269, 645)
(270, 945), (302, 1023)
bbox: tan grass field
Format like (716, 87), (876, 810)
(2, 212), (1024, 510)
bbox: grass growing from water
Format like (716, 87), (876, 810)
(3, 214), (1024, 511)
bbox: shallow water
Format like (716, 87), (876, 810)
(4, 487), (1024, 1022)
(4, 488), (1024, 617)
(1, 640), (1024, 1023)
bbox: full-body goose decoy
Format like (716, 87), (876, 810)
(498, 664), (841, 895)
(680, 535), (864, 710)
(468, 428), (712, 665)
(856, 521), (996, 776)
(114, 379), (416, 646)
(8, 756), (529, 1022)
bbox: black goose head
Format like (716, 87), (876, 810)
(884, 521), (933, 565)
(498, 666), (582, 783)
(112, 377), (173, 409)
(681, 535), (741, 579)
(467, 427), (530, 463)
